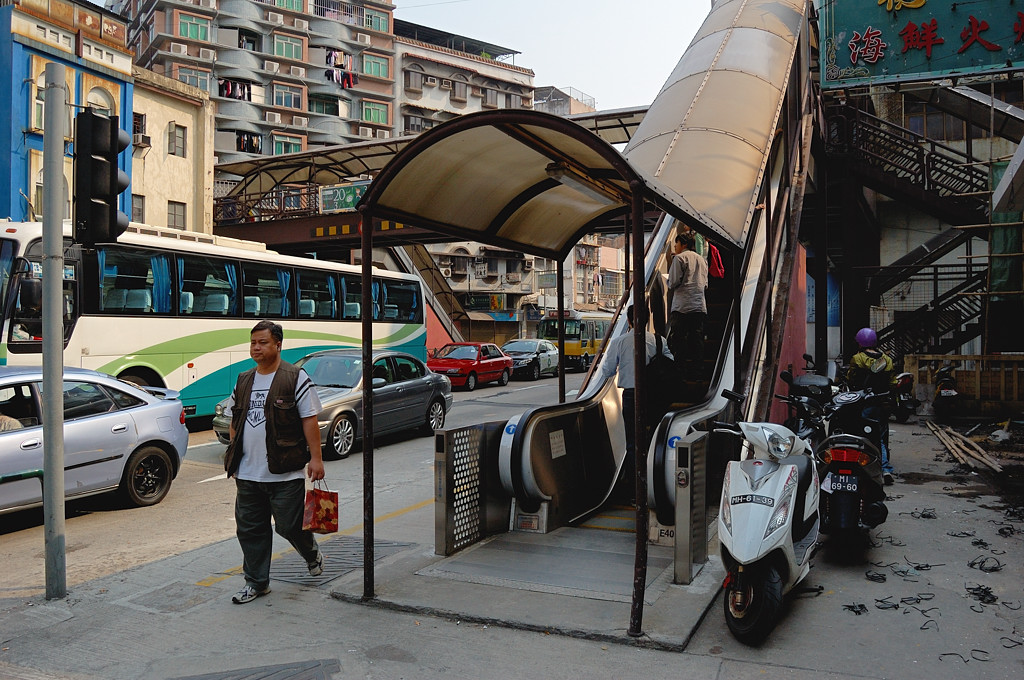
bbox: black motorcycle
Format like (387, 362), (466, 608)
(778, 370), (829, 450)
(814, 389), (889, 557)
(891, 371), (919, 423)
(931, 363), (959, 422)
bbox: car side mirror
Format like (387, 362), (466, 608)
(372, 377), (387, 389)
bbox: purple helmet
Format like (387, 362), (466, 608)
(855, 327), (877, 348)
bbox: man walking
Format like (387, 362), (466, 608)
(224, 320), (326, 604)
(667, 231), (709, 380)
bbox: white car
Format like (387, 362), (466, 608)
(0, 366), (189, 514)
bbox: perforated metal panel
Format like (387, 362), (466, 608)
(435, 422), (510, 556)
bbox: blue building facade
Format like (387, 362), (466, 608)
(0, 0), (133, 222)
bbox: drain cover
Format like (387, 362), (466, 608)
(270, 535), (411, 586)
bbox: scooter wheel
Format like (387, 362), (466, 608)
(724, 565), (784, 645)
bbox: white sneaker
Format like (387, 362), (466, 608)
(232, 584), (270, 604)
(308, 550), (324, 577)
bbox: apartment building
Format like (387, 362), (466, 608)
(0, 0), (133, 223)
(112, 0), (397, 165)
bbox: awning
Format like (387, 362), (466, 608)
(622, 0), (808, 248)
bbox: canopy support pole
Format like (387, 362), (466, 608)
(359, 208), (376, 601)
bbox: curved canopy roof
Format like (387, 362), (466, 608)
(359, 109), (697, 260)
(623, 0), (807, 247)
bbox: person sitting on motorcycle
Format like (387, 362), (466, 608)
(846, 328), (896, 485)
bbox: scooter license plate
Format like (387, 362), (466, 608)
(829, 474), (858, 493)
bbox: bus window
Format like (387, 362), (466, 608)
(380, 279), (422, 323)
(96, 247), (173, 314)
(296, 269), (336, 319)
(338, 274), (361, 319)
(242, 263), (293, 318)
(180, 255), (238, 316)
(0, 239), (15, 310)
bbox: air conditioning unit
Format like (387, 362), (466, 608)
(424, 76), (437, 86)
(199, 48), (216, 60)
(522, 259), (534, 271)
(440, 79), (452, 90)
(267, 12), (284, 24)
(505, 272), (521, 284)
(169, 42), (187, 55)
(264, 60), (279, 73)
(439, 267), (452, 278)
(294, 18), (309, 31)
(265, 111), (282, 124)
(290, 65), (305, 77)
(375, 129), (390, 139)
(292, 116), (308, 127)
(358, 126), (373, 137)
(199, 0), (216, 8)
(356, 33), (372, 45)
(132, 133), (151, 148)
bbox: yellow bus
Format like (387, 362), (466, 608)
(538, 310), (613, 372)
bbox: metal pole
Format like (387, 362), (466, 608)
(556, 258), (565, 403)
(627, 184), (648, 637)
(359, 209), (374, 600)
(42, 62), (67, 600)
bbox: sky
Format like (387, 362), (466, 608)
(394, 0), (711, 111)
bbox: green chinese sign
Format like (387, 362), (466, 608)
(320, 181), (371, 213)
(820, 0), (1024, 89)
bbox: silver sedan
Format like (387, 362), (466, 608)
(214, 349), (453, 460)
(0, 366), (189, 515)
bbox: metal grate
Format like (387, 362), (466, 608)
(269, 535), (410, 586)
(450, 427), (483, 551)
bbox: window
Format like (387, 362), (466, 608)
(179, 255), (238, 315)
(904, 98), (983, 142)
(373, 278), (421, 323)
(508, 93), (523, 109)
(276, 0), (303, 9)
(273, 134), (302, 155)
(95, 247), (174, 315)
(61, 382), (116, 421)
(87, 87), (114, 114)
(168, 124), (187, 157)
(274, 34), (303, 60)
(106, 386), (145, 409)
(131, 194), (145, 223)
(238, 30), (259, 51)
(296, 269), (335, 319)
(338, 274), (362, 319)
(242, 263), (293, 318)
(177, 67), (210, 92)
(274, 84), (303, 109)
(167, 201), (187, 230)
(364, 9), (389, 32)
(33, 73), (45, 130)
(363, 55), (388, 78)
(483, 89), (499, 108)
(132, 113), (146, 135)
(361, 101), (388, 125)
(452, 81), (467, 101)
(404, 115), (433, 134)
(392, 356), (424, 383)
(179, 15), (210, 41)
(308, 96), (339, 116)
(405, 70), (423, 91)
(0, 383), (38, 428)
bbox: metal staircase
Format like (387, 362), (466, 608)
(876, 269), (986, 359)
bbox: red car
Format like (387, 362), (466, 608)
(427, 342), (513, 391)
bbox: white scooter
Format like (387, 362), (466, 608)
(715, 389), (820, 645)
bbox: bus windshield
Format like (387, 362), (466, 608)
(539, 319), (580, 339)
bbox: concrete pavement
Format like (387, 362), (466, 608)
(1, 418), (1022, 679)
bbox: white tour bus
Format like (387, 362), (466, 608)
(0, 222), (426, 418)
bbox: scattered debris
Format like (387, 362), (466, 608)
(843, 603), (868, 615)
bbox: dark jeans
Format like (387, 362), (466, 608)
(862, 405), (893, 474)
(668, 310), (707, 379)
(235, 477), (319, 590)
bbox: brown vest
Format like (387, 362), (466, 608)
(224, 362), (311, 476)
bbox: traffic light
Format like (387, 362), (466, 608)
(73, 109), (130, 247)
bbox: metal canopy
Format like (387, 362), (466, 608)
(568, 106), (649, 146)
(357, 108), (696, 260)
(622, 0), (808, 249)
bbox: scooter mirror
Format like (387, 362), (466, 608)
(780, 370), (794, 384)
(802, 353), (814, 363)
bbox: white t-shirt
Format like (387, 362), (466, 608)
(225, 368), (322, 482)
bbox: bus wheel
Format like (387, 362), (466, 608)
(119, 372), (150, 387)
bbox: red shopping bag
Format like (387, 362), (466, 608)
(302, 480), (338, 534)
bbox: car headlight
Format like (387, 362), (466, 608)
(214, 403), (224, 416)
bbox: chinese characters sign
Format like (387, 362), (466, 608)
(820, 1), (1024, 89)
(319, 180), (370, 214)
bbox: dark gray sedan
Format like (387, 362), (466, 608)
(501, 339), (560, 380)
(0, 366), (189, 514)
(214, 349), (452, 460)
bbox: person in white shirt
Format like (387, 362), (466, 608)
(667, 231), (709, 380)
(598, 304), (673, 496)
